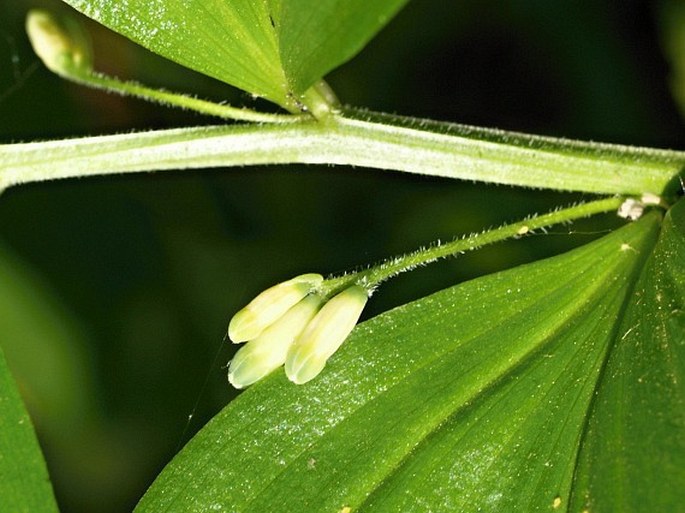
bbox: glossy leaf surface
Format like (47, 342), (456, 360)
(135, 209), (683, 512)
(270, 0), (408, 94)
(60, 0), (409, 109)
(571, 199), (685, 512)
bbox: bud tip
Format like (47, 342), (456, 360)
(26, 9), (91, 75)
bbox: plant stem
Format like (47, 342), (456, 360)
(13, 9), (684, 195)
(65, 67), (301, 124)
(1, 111), (683, 195)
(337, 109), (685, 196)
(24, 8), (302, 123)
(320, 197), (626, 296)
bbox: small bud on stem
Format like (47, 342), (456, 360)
(228, 273), (323, 343)
(285, 285), (368, 385)
(228, 295), (322, 388)
(26, 10), (92, 76)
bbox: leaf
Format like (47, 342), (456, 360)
(0, 242), (95, 435)
(270, 0), (408, 95)
(59, 0), (409, 109)
(61, 0), (286, 104)
(0, 242), (95, 512)
(0, 344), (60, 513)
(134, 210), (683, 512)
(571, 199), (685, 512)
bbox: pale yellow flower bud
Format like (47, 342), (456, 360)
(26, 10), (92, 76)
(228, 273), (323, 343)
(228, 295), (322, 388)
(285, 285), (368, 384)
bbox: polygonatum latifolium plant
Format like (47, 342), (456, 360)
(0, 1), (684, 512)
(4, 5), (685, 194)
(56, 0), (410, 115)
(133, 204), (685, 513)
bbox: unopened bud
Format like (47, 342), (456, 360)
(26, 10), (92, 75)
(285, 285), (368, 384)
(228, 295), (322, 388)
(228, 273), (323, 343)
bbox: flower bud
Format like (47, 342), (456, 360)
(26, 10), (92, 76)
(228, 273), (323, 343)
(285, 285), (368, 384)
(228, 295), (322, 388)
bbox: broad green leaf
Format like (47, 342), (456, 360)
(59, 0), (408, 110)
(270, 0), (409, 94)
(61, 0), (286, 104)
(134, 211), (682, 512)
(0, 345), (60, 513)
(571, 199), (685, 512)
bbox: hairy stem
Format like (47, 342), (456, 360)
(320, 197), (627, 296)
(1, 110), (683, 195)
(70, 70), (303, 123)
(13, 9), (684, 196)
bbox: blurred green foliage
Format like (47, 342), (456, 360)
(661, 0), (685, 116)
(0, 1), (683, 512)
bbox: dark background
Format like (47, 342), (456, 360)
(1, 1), (683, 512)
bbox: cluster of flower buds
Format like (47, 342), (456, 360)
(227, 274), (368, 388)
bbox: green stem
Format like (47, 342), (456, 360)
(2, 111), (683, 195)
(64, 66), (301, 124)
(25, 8), (330, 121)
(14, 9), (684, 195)
(320, 197), (626, 296)
(338, 109), (685, 196)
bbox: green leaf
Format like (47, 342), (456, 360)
(0, 243), (94, 434)
(134, 209), (683, 512)
(571, 199), (685, 512)
(59, 0), (408, 110)
(270, 0), (409, 95)
(61, 0), (286, 104)
(0, 242), (96, 512)
(0, 343), (60, 513)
